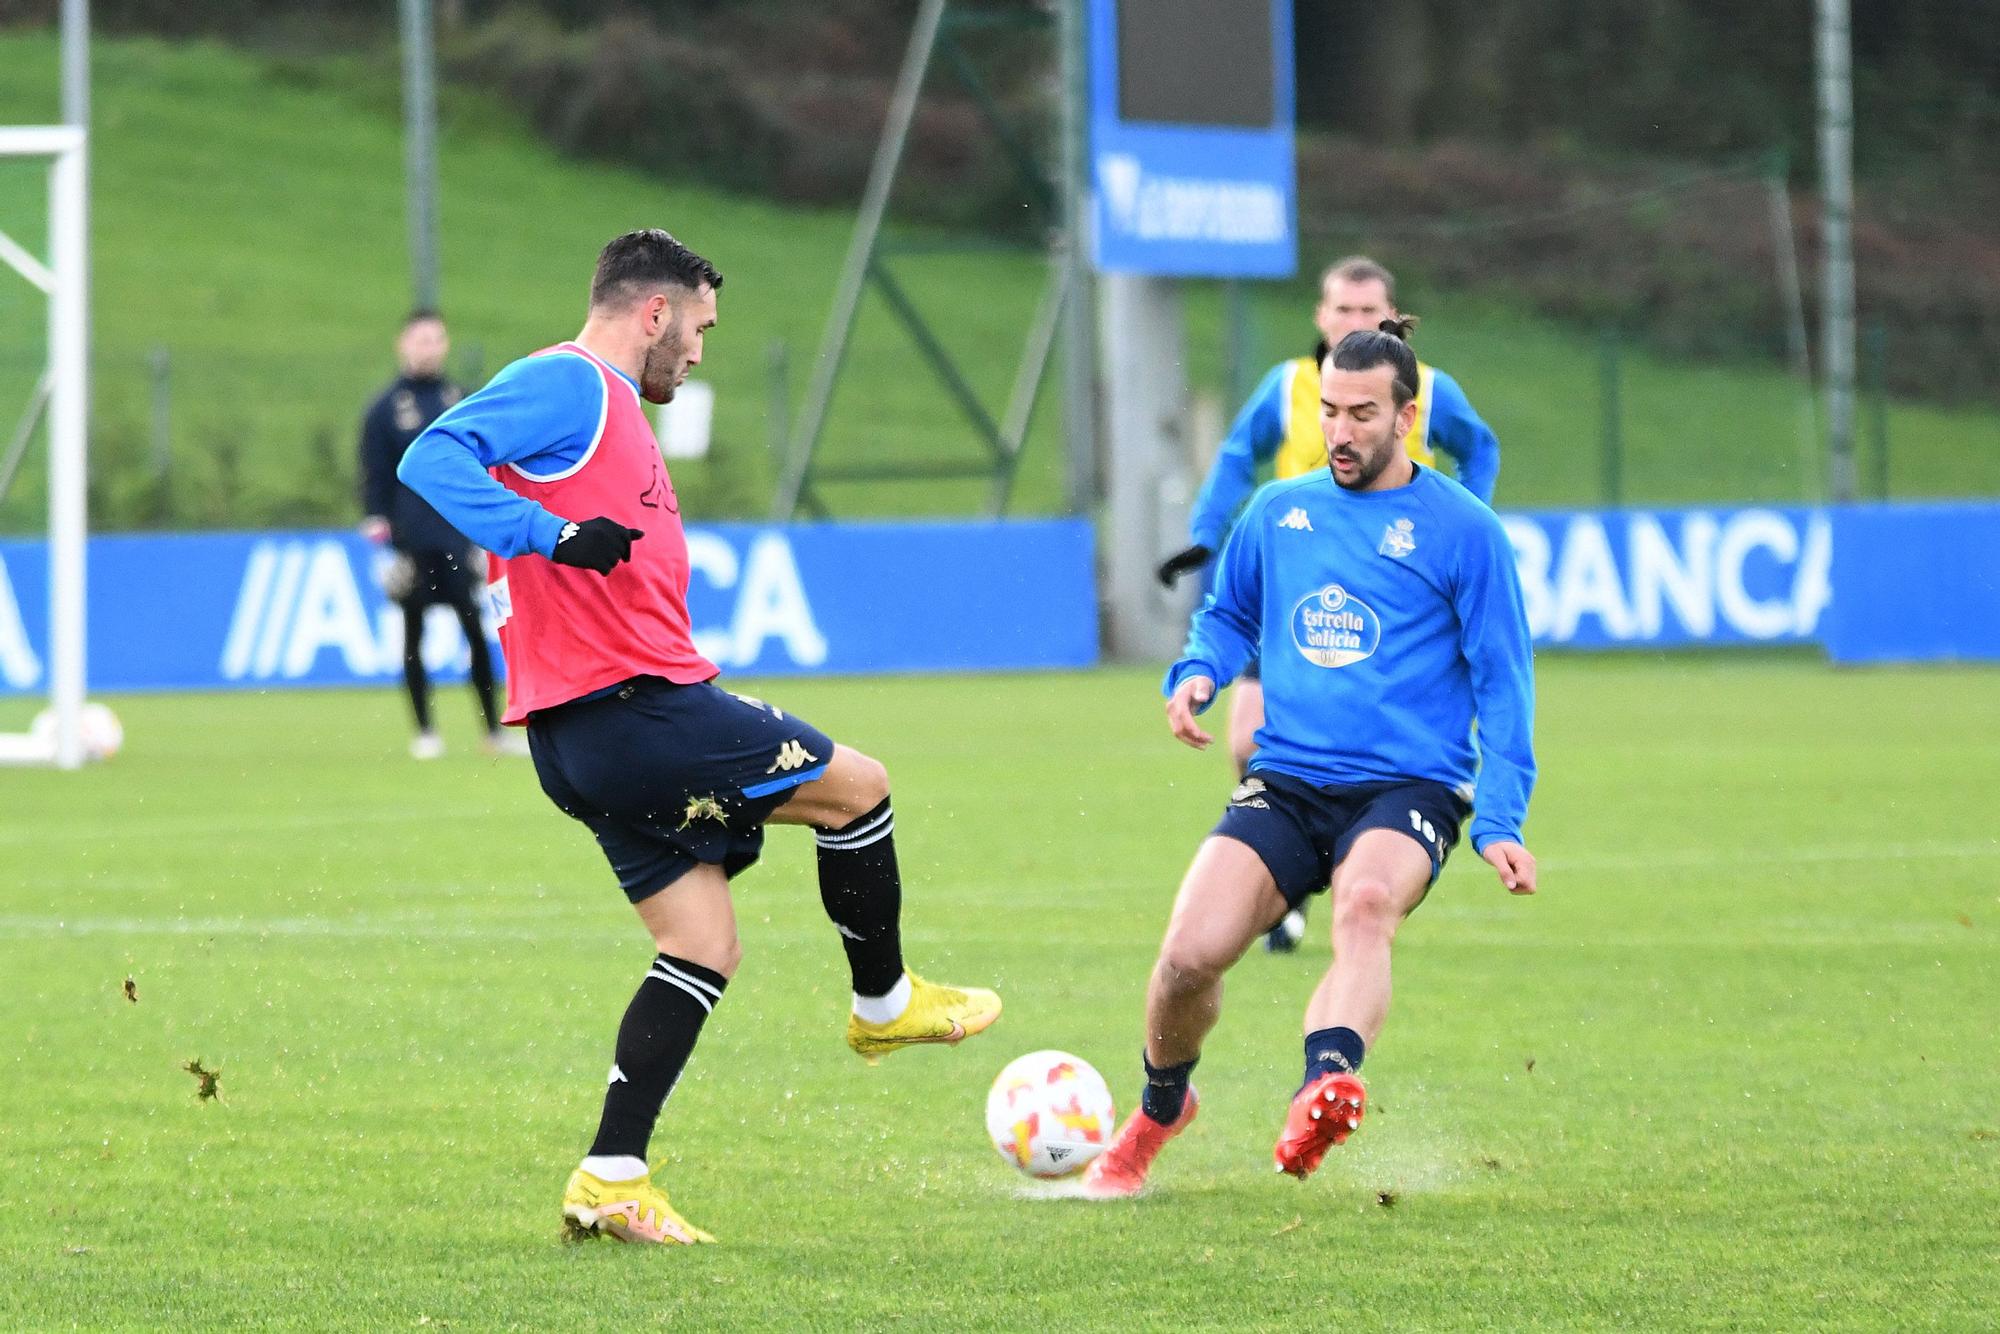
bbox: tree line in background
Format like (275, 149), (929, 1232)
(3, 0), (1996, 402)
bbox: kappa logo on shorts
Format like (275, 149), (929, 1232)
(766, 739), (818, 775)
(1290, 584), (1382, 669)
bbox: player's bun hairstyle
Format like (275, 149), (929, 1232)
(590, 228), (724, 310)
(1330, 323), (1421, 408)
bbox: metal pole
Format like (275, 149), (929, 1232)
(1765, 159), (1820, 501)
(48, 132), (88, 768)
(1817, 0), (1856, 501)
(1864, 320), (1889, 499)
(1057, 0), (1098, 514)
(148, 344), (171, 484)
(766, 339), (791, 462)
(1599, 325), (1623, 507)
(772, 0), (948, 519)
(1224, 278), (1259, 409)
(400, 0), (441, 311)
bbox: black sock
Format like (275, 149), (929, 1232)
(1141, 1051), (1198, 1126)
(588, 953), (727, 1159)
(1303, 1026), (1365, 1087)
(401, 600), (432, 732)
(814, 797), (905, 997)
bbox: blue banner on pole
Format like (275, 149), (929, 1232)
(1088, 0), (1296, 278)
(0, 519), (1100, 694)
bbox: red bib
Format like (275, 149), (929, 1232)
(487, 342), (716, 722)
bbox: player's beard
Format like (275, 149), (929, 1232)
(638, 323), (688, 404)
(1328, 426), (1399, 491)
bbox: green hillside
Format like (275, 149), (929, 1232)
(0, 30), (1996, 534)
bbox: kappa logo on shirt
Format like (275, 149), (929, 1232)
(766, 739), (819, 774)
(1277, 507), (1314, 532)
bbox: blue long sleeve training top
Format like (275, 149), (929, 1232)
(1165, 464), (1536, 852)
(396, 350), (635, 560)
(1186, 357), (1500, 550)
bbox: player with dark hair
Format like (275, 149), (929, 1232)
(397, 228), (1001, 1245)
(358, 310), (515, 758)
(1083, 321), (1537, 1198)
(1157, 256), (1504, 952)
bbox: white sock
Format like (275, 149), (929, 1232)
(579, 1154), (648, 1182)
(852, 973), (912, 1025)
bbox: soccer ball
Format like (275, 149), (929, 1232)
(985, 1050), (1116, 1178)
(30, 702), (124, 761)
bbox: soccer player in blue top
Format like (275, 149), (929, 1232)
(1083, 321), (1537, 1197)
(1159, 258), (1501, 953)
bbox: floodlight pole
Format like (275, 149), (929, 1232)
(400, 0), (442, 311)
(1816, 0), (1856, 502)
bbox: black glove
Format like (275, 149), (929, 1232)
(1155, 543), (1213, 588)
(551, 517), (645, 576)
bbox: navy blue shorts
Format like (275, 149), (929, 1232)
(526, 677), (835, 902)
(1212, 769), (1470, 910)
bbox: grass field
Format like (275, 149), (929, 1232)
(1, 660), (1995, 1328)
(2, 30), (1998, 533)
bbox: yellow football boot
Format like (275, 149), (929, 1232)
(560, 1167), (715, 1246)
(846, 972), (1002, 1063)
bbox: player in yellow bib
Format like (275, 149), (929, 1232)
(1156, 257), (1501, 951)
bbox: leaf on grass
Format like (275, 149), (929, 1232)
(1272, 1215), (1303, 1236)
(1956, 913), (1973, 928)
(182, 1058), (221, 1101)
(1971, 1128), (1997, 1141)
(1524, 1057), (1537, 1074)
(1375, 1190), (1398, 1208)
(122, 976), (138, 1004)
(1478, 1156), (1504, 1171)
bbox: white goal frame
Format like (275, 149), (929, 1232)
(0, 125), (89, 768)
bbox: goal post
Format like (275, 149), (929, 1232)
(0, 125), (89, 768)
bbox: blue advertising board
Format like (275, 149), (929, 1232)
(0, 519), (1100, 694)
(1088, 0), (1296, 277)
(1499, 507), (1831, 649)
(1824, 502), (2000, 664)
(5, 504), (1997, 695)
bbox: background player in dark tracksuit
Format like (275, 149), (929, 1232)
(358, 310), (515, 759)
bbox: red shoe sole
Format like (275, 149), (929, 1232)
(1273, 1074), (1365, 1178)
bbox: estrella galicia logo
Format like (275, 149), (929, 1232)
(1291, 584), (1381, 669)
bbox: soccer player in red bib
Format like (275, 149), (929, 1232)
(398, 230), (1001, 1245)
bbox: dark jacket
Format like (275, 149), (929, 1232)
(359, 374), (471, 554)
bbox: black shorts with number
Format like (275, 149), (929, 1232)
(526, 677), (836, 902)
(1212, 769), (1470, 910)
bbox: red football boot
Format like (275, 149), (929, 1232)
(1079, 1088), (1200, 1198)
(1273, 1071), (1367, 1178)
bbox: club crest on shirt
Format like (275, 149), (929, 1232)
(1290, 584), (1381, 669)
(1379, 518), (1416, 558)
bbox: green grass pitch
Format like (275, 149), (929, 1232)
(1, 659), (1996, 1327)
